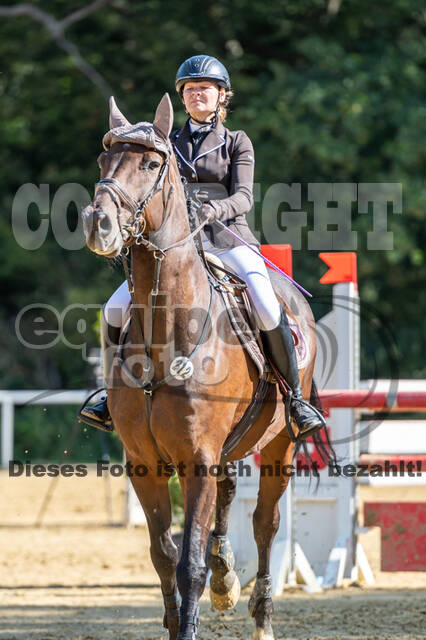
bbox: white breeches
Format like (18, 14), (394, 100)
(104, 244), (281, 331)
(208, 244), (281, 330)
(104, 280), (132, 328)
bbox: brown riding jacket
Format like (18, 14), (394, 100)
(170, 118), (259, 250)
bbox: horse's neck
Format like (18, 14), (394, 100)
(131, 241), (209, 308)
(132, 174), (209, 303)
(131, 176), (211, 354)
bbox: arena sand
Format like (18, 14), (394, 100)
(1, 468), (425, 639)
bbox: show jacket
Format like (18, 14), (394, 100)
(170, 118), (259, 250)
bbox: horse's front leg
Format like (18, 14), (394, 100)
(249, 433), (294, 640)
(207, 472), (241, 611)
(127, 454), (180, 640)
(176, 461), (217, 640)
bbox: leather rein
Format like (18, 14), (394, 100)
(94, 152), (213, 465)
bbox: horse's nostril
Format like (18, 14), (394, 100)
(96, 210), (112, 234)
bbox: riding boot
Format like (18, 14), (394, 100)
(260, 308), (325, 440)
(78, 310), (120, 432)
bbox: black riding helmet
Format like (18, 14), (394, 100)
(175, 55), (231, 96)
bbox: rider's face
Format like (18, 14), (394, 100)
(182, 80), (225, 122)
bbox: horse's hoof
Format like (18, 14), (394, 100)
(253, 628), (275, 640)
(210, 570), (241, 611)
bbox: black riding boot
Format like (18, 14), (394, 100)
(78, 313), (120, 432)
(260, 308), (325, 441)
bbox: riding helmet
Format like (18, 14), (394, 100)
(175, 55), (231, 95)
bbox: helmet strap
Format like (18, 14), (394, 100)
(185, 98), (220, 128)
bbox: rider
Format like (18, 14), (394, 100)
(79, 55), (323, 439)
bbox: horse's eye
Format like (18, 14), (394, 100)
(149, 161), (161, 170)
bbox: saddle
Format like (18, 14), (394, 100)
(204, 252), (267, 377)
(203, 252), (310, 462)
(204, 252), (309, 374)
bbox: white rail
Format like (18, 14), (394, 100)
(0, 389), (90, 467)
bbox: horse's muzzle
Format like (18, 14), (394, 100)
(82, 204), (122, 256)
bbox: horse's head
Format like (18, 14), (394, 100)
(82, 94), (174, 257)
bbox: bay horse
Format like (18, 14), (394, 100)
(82, 93), (324, 640)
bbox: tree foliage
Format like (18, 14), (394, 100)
(0, 0), (425, 407)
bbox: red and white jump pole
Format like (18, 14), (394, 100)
(320, 388), (426, 411)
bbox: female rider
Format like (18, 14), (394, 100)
(79, 55), (322, 439)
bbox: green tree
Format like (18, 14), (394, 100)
(0, 0), (424, 408)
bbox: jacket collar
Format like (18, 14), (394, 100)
(173, 119), (193, 168)
(173, 118), (226, 169)
(194, 119), (225, 162)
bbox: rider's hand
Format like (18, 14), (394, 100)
(200, 202), (216, 223)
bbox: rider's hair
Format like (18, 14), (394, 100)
(218, 89), (234, 123)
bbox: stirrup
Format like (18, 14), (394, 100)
(290, 396), (326, 441)
(77, 388), (114, 433)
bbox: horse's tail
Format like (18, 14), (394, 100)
(309, 378), (337, 466)
(294, 379), (337, 478)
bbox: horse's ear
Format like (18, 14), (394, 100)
(153, 93), (174, 140)
(109, 96), (130, 129)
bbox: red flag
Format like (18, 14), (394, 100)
(319, 252), (357, 285)
(261, 244), (293, 278)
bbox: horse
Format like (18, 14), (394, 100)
(82, 93), (326, 640)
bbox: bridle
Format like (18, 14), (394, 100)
(93, 144), (213, 466)
(94, 152), (170, 248)
(94, 149), (208, 255)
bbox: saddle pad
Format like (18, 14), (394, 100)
(289, 319), (309, 370)
(219, 289), (266, 377)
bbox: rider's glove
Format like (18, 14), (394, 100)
(199, 202), (217, 223)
